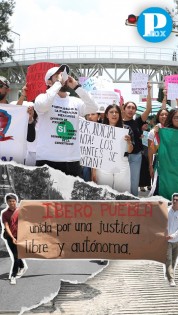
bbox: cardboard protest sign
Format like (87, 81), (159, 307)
(26, 62), (59, 101)
(17, 200), (168, 263)
(79, 119), (128, 172)
(167, 83), (178, 100)
(131, 73), (148, 95)
(0, 104), (28, 163)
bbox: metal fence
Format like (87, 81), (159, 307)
(10, 45), (177, 62)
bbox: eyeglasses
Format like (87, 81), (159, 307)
(108, 111), (119, 115)
(173, 116), (178, 120)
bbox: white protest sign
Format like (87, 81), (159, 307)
(0, 104), (28, 163)
(79, 119), (128, 173)
(89, 90), (120, 108)
(82, 76), (114, 92)
(167, 83), (178, 100)
(79, 77), (88, 85)
(131, 73), (148, 95)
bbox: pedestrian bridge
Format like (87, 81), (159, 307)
(0, 45), (178, 86)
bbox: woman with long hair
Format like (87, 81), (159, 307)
(150, 108), (178, 198)
(92, 104), (134, 193)
(148, 108), (169, 180)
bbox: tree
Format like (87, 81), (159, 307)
(0, 0), (15, 62)
(8, 165), (55, 200)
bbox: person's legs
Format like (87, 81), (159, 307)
(166, 242), (174, 281)
(95, 169), (114, 189)
(172, 243), (178, 271)
(128, 152), (142, 196)
(82, 167), (91, 182)
(113, 160), (131, 193)
(36, 160), (82, 177)
(65, 161), (82, 177)
(6, 237), (22, 277)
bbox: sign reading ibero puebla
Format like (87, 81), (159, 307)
(17, 200), (168, 263)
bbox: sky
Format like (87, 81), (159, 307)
(10, 0), (177, 50)
(9, 0), (178, 102)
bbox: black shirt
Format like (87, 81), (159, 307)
(124, 116), (145, 154)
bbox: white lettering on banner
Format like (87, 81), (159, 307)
(0, 104), (28, 163)
(79, 119), (128, 173)
(143, 13), (167, 37)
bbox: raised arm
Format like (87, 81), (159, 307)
(161, 89), (167, 110)
(67, 76), (98, 115)
(141, 82), (152, 122)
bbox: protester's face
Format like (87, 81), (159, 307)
(50, 72), (68, 92)
(173, 196), (178, 210)
(86, 113), (99, 122)
(51, 73), (59, 84)
(7, 198), (17, 211)
(158, 110), (168, 125)
(172, 112), (178, 129)
(0, 84), (8, 101)
(106, 107), (120, 126)
(123, 103), (136, 119)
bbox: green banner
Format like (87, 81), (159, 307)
(158, 128), (178, 200)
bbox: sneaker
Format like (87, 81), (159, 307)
(140, 187), (146, 192)
(10, 276), (16, 285)
(169, 279), (176, 287)
(16, 267), (28, 279)
(97, 260), (108, 265)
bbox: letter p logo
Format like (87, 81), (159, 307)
(137, 7), (172, 43)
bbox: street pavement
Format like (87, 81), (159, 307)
(0, 242), (107, 314)
(24, 260), (178, 315)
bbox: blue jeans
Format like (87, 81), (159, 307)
(128, 152), (142, 196)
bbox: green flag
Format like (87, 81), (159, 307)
(158, 128), (178, 200)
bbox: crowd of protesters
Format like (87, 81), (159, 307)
(0, 67), (178, 200)
(1, 66), (178, 288)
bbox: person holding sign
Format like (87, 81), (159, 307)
(1, 194), (27, 285)
(150, 108), (178, 199)
(92, 104), (134, 193)
(166, 193), (178, 287)
(123, 83), (152, 196)
(34, 64), (98, 177)
(148, 89), (169, 195)
(83, 111), (101, 182)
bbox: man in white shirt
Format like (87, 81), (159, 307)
(166, 193), (178, 287)
(34, 64), (98, 177)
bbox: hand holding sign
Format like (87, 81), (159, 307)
(67, 76), (79, 90)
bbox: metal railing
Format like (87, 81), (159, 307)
(9, 45), (178, 63)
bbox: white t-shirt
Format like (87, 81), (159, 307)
(34, 82), (98, 162)
(167, 206), (178, 243)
